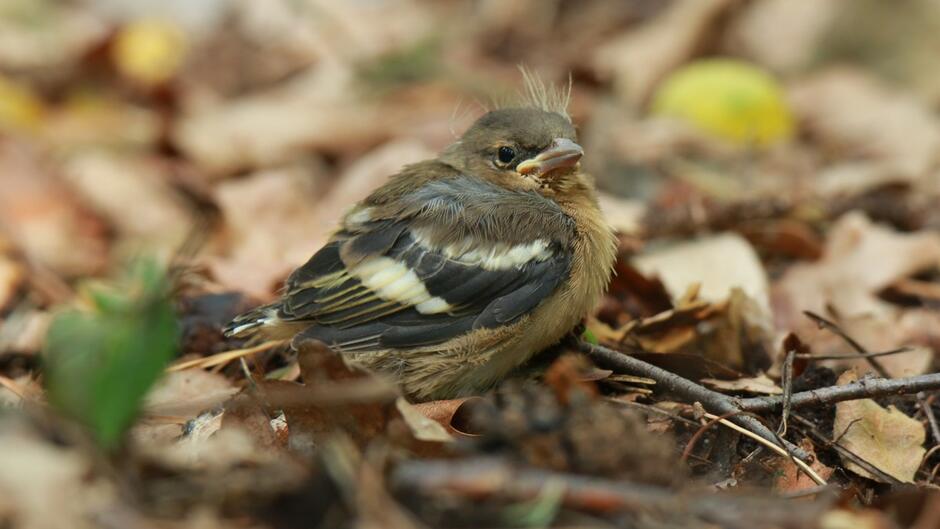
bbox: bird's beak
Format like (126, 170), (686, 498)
(516, 138), (584, 178)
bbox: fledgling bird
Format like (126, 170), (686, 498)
(225, 80), (617, 401)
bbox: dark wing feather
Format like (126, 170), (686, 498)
(281, 221), (570, 351)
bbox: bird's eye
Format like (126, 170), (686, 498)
(496, 146), (516, 165)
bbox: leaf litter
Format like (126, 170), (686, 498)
(1, 1), (940, 528)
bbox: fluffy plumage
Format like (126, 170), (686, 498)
(225, 99), (616, 400)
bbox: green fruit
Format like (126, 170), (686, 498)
(651, 58), (794, 146)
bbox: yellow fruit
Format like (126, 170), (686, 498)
(651, 58), (794, 147)
(111, 19), (187, 86)
(0, 76), (44, 133)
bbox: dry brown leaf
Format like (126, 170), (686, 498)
(210, 163), (328, 297)
(702, 373), (782, 395)
(773, 211), (940, 321)
(410, 398), (486, 437)
(253, 340), (450, 454)
(0, 418), (117, 529)
(833, 370), (926, 483)
(592, 0), (735, 107)
(0, 141), (109, 277)
(60, 152), (195, 257)
(173, 64), (390, 175)
(810, 312), (935, 378)
(789, 68), (940, 178)
(41, 95), (160, 151)
(0, 1), (106, 73)
(728, 0), (844, 74)
(395, 398), (453, 443)
(772, 439), (834, 494)
(0, 253), (24, 311)
(633, 232), (771, 316)
(309, 139), (434, 248)
(819, 509), (897, 529)
(134, 370), (237, 446)
(597, 192), (645, 235)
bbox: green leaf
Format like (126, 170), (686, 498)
(44, 258), (178, 449)
(580, 328), (599, 345)
(501, 479), (565, 528)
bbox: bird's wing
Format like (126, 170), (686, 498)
(279, 208), (571, 352)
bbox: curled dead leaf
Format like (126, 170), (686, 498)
(410, 397), (487, 437)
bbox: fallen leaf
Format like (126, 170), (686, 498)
(0, 1), (106, 73)
(789, 68), (940, 178)
(0, 252), (24, 310)
(42, 93), (160, 151)
(173, 63), (390, 175)
(597, 192), (645, 235)
(309, 138), (434, 248)
(142, 370), (237, 422)
(833, 370), (926, 483)
(702, 373), (782, 395)
(819, 509), (896, 529)
(592, 0), (735, 107)
(633, 232), (772, 316)
(250, 340), (450, 454)
(410, 398), (486, 437)
(773, 439), (833, 494)
(395, 398), (453, 443)
(60, 152), (195, 257)
(0, 140), (109, 277)
(810, 312), (935, 378)
(774, 211), (940, 323)
(210, 162), (329, 298)
(0, 417), (117, 529)
(729, 0), (844, 74)
(0, 309), (51, 355)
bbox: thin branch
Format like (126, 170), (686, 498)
(779, 348), (795, 436)
(919, 392), (940, 446)
(803, 311), (889, 377)
(578, 341), (810, 461)
(392, 457), (833, 527)
(739, 373), (940, 412)
(796, 347), (911, 361)
(703, 412), (827, 486)
(167, 340), (285, 372)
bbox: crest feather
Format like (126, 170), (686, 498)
(489, 67), (572, 119)
(519, 66), (571, 119)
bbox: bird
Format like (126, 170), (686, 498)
(224, 77), (617, 401)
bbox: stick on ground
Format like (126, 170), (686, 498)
(577, 341), (811, 461)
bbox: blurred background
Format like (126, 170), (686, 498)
(2, 1), (940, 525)
(1, 0), (939, 362)
(1, 0), (939, 299)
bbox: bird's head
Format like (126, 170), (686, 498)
(439, 106), (584, 196)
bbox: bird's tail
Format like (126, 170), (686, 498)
(223, 303), (281, 338)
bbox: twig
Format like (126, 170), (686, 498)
(392, 457), (832, 528)
(919, 392), (940, 446)
(578, 341), (810, 461)
(0, 374), (26, 400)
(607, 398), (701, 428)
(779, 348), (795, 436)
(682, 411), (738, 464)
(803, 311), (889, 377)
(739, 373), (940, 412)
(797, 347), (911, 361)
(167, 340), (285, 372)
(703, 413), (827, 486)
